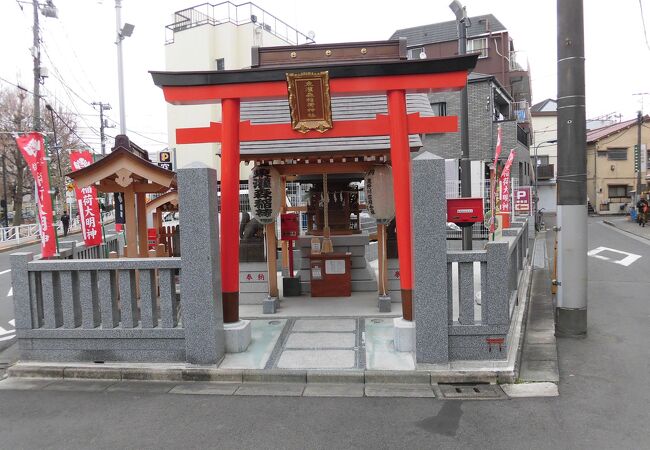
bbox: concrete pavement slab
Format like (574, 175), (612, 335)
(292, 319), (356, 332)
(0, 378), (55, 390)
(364, 384), (435, 398)
(303, 383), (365, 397)
(522, 343), (558, 361)
(234, 383), (305, 397)
(168, 383), (239, 396)
(519, 360), (560, 383)
(105, 381), (177, 394)
(277, 350), (356, 369)
(502, 382), (559, 398)
(43, 380), (114, 392)
(285, 332), (355, 349)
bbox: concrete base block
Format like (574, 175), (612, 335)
(393, 317), (415, 352)
(224, 320), (252, 353)
(378, 295), (392, 312)
(263, 296), (279, 314)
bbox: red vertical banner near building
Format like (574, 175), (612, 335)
(499, 149), (516, 218)
(489, 125), (503, 235)
(69, 151), (103, 247)
(15, 132), (57, 257)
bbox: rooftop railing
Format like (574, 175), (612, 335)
(165, 2), (314, 46)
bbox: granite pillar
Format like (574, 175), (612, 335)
(411, 152), (449, 363)
(178, 163), (225, 365)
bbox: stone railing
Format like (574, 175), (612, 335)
(445, 219), (529, 360)
(10, 254), (184, 362)
(412, 152), (531, 364)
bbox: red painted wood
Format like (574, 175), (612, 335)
(220, 98), (240, 323)
(176, 114), (457, 144)
(387, 90), (414, 320)
(162, 72), (468, 104)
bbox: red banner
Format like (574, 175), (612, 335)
(489, 125), (503, 234)
(499, 149), (516, 214)
(15, 132), (57, 257)
(70, 151), (102, 247)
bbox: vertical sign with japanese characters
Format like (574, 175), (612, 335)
(499, 149), (516, 216)
(286, 71), (333, 133)
(70, 151), (103, 247)
(15, 132), (57, 257)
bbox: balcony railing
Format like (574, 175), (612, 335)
(165, 1), (314, 46)
(536, 164), (555, 180)
(516, 124), (530, 147)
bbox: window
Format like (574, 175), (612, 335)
(467, 38), (488, 58)
(608, 185), (629, 199)
(607, 148), (627, 161)
(536, 155), (550, 166)
(430, 102), (447, 116)
(407, 47), (424, 60)
(215, 58), (225, 71)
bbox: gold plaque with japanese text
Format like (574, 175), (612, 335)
(286, 71), (333, 133)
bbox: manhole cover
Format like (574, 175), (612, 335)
(438, 384), (505, 400)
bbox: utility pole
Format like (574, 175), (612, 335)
(637, 110), (643, 194)
(30, 1), (58, 132)
(450, 0), (472, 250)
(2, 155), (8, 227)
(91, 102), (113, 156)
(32, 0), (41, 132)
(556, 0), (587, 337)
(45, 104), (64, 213)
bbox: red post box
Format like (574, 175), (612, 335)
(447, 198), (484, 227)
(280, 213), (299, 241)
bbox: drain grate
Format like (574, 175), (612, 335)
(438, 384), (506, 400)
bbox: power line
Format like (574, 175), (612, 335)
(640, 0), (650, 51)
(45, 106), (94, 151)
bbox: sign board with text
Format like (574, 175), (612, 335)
(514, 186), (532, 215)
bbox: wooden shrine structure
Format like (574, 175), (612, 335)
(151, 40), (477, 324)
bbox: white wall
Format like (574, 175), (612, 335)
(165, 22), (292, 180)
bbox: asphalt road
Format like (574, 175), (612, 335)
(0, 218), (648, 449)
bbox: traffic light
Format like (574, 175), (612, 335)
(634, 144), (640, 172)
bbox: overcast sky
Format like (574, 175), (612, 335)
(1, 0), (649, 155)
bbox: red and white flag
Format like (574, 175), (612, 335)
(70, 151), (102, 247)
(499, 149), (517, 215)
(489, 125), (503, 234)
(14, 132), (57, 257)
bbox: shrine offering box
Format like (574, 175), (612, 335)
(308, 252), (352, 297)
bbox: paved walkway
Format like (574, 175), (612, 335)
(603, 215), (650, 240)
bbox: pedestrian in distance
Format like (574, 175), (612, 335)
(637, 197), (649, 227)
(61, 211), (70, 236)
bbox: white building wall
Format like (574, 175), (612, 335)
(532, 114), (558, 212)
(165, 22), (292, 180)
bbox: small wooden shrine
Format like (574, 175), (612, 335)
(151, 39), (477, 323)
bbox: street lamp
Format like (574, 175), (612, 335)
(115, 0), (134, 135)
(533, 139), (557, 210)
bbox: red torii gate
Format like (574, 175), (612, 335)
(151, 54), (477, 324)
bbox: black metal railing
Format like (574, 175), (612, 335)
(536, 164), (554, 180)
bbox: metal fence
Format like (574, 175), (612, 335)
(0, 211), (115, 246)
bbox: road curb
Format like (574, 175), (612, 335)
(6, 363), (519, 386)
(602, 219), (650, 241)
